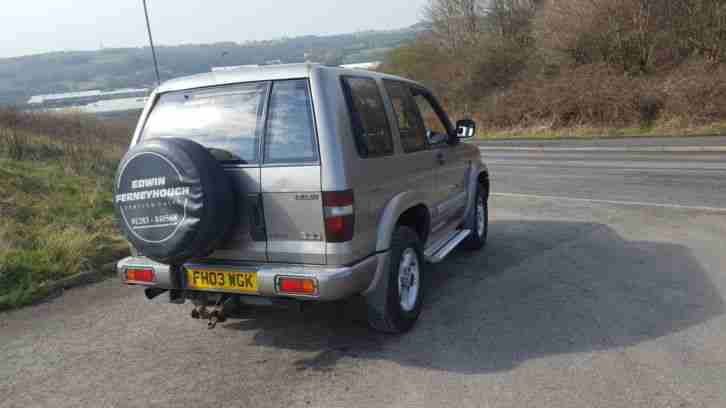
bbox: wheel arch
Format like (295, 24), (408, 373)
(396, 205), (431, 245)
(478, 170), (490, 200)
(375, 191), (431, 252)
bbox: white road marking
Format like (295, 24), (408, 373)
(488, 164), (726, 175)
(479, 146), (726, 153)
(485, 159), (726, 170)
(492, 192), (726, 212)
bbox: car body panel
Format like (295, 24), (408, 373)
(207, 166), (266, 262)
(261, 165), (325, 264)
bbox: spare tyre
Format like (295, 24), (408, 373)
(113, 137), (236, 265)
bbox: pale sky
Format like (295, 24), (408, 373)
(0, 0), (428, 59)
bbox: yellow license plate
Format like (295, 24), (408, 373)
(186, 268), (257, 292)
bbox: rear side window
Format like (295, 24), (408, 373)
(142, 82), (267, 163)
(383, 80), (427, 153)
(341, 77), (394, 158)
(264, 80), (317, 163)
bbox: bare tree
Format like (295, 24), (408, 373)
(424, 0), (486, 52)
(484, 0), (540, 44)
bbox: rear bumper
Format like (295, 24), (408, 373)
(117, 253), (387, 301)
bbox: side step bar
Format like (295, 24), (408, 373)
(423, 229), (471, 263)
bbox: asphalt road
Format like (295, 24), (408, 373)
(2, 138), (726, 408)
(482, 144), (726, 209)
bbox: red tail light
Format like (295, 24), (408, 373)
(277, 277), (317, 295)
(323, 190), (354, 242)
(126, 267), (155, 283)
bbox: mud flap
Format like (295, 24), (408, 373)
(363, 252), (394, 328)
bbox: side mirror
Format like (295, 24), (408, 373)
(456, 119), (476, 139)
(426, 130), (448, 145)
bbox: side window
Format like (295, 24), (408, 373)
(411, 89), (450, 142)
(383, 80), (427, 153)
(341, 77), (394, 158)
(265, 79), (317, 163)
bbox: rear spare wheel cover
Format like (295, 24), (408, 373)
(116, 151), (191, 244)
(113, 138), (236, 265)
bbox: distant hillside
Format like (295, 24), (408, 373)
(0, 26), (424, 105)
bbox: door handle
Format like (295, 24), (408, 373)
(436, 152), (445, 165)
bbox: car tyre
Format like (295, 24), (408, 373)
(367, 226), (424, 334)
(462, 183), (488, 250)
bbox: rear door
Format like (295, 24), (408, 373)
(140, 82), (270, 262)
(381, 79), (440, 235)
(141, 79), (325, 265)
(260, 79), (325, 264)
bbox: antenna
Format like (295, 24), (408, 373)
(142, 0), (161, 86)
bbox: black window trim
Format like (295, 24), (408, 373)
(340, 75), (395, 159)
(409, 85), (458, 146)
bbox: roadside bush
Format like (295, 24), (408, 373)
(383, 0), (539, 113)
(480, 64), (648, 129)
(381, 0), (726, 134)
(471, 38), (533, 94)
(672, 0), (726, 64)
(658, 60), (726, 124)
(382, 36), (535, 114)
(638, 94), (665, 126)
(380, 37), (448, 94)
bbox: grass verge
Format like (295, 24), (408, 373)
(0, 109), (132, 310)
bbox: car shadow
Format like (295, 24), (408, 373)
(221, 220), (724, 374)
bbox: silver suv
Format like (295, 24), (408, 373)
(114, 63), (489, 333)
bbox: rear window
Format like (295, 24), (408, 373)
(142, 82), (268, 163)
(341, 76), (393, 158)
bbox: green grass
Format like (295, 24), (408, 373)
(477, 120), (726, 140)
(0, 142), (128, 310)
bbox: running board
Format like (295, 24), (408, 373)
(424, 229), (471, 263)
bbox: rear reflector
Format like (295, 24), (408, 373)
(126, 267), (155, 283)
(277, 277), (317, 295)
(323, 190), (354, 242)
